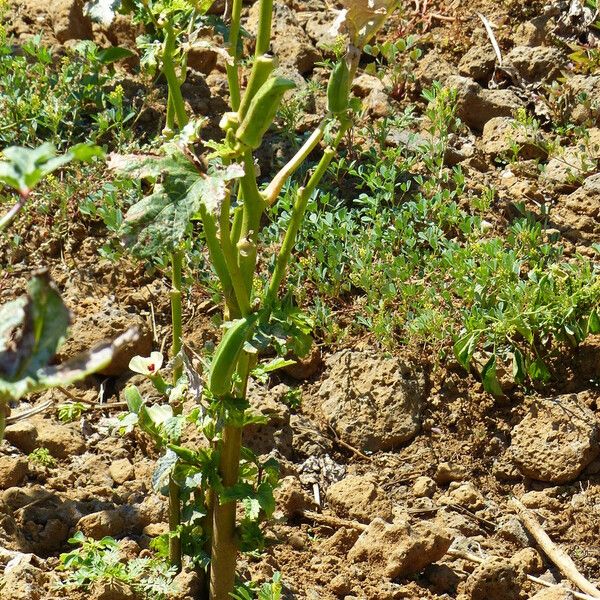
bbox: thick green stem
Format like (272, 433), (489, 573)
(209, 352), (251, 600)
(254, 0), (273, 57)
(237, 55), (275, 120)
(226, 0), (243, 110)
(162, 22), (188, 129)
(169, 249), (184, 572)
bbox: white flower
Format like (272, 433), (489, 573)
(129, 352), (164, 376)
(330, 0), (396, 48)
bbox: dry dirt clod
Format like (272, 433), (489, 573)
(439, 481), (486, 511)
(480, 116), (547, 160)
(505, 45), (565, 83)
(274, 476), (316, 519)
(76, 509), (125, 539)
(413, 476), (437, 498)
(458, 45), (497, 83)
(0, 557), (48, 600)
(109, 458), (135, 485)
(463, 556), (526, 600)
(320, 350), (426, 453)
(434, 461), (467, 485)
(326, 474), (393, 524)
(90, 579), (141, 600)
(50, 0), (93, 42)
(0, 456), (28, 489)
(509, 394), (599, 484)
(347, 516), (452, 579)
(529, 586), (575, 599)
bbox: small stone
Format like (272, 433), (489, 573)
(109, 458), (135, 485)
(423, 563), (462, 595)
(529, 586), (574, 599)
(496, 515), (530, 546)
(352, 73), (384, 98)
(329, 574), (352, 595)
(348, 517), (452, 579)
(480, 117), (547, 160)
(169, 569), (202, 600)
(465, 557), (525, 600)
(413, 476), (436, 498)
(505, 46), (564, 83)
(288, 533), (306, 551)
(327, 475), (393, 523)
(0, 457), (28, 489)
(143, 522), (169, 536)
(540, 147), (595, 190)
(274, 476), (315, 518)
(458, 45), (496, 82)
(0, 559), (47, 600)
(439, 482), (485, 511)
(77, 510), (125, 539)
(434, 462), (466, 485)
(4, 422), (38, 454)
(510, 547), (544, 574)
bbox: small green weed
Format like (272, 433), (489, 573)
(59, 532), (175, 599)
(28, 447), (56, 467)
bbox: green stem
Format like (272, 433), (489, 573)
(162, 21), (188, 129)
(209, 352), (251, 600)
(262, 117), (329, 205)
(198, 204), (237, 315)
(166, 92), (175, 132)
(237, 55), (275, 120)
(168, 249), (184, 572)
(255, 0), (273, 57)
(219, 196), (251, 315)
(171, 250), (184, 383)
(238, 152), (265, 295)
(0, 404), (5, 441)
(226, 0), (243, 110)
(264, 122), (350, 311)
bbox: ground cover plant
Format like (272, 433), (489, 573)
(1, 0), (600, 599)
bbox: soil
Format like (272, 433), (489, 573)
(2, 0), (600, 599)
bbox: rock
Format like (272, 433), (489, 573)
(109, 458), (135, 485)
(326, 475), (393, 523)
(274, 476), (315, 518)
(51, 0), (93, 42)
(283, 344), (323, 379)
(243, 383), (292, 457)
(434, 462), (466, 485)
(510, 547), (543, 574)
(423, 563), (462, 595)
(348, 517), (452, 579)
(458, 45), (496, 82)
(529, 586), (574, 599)
(0, 457), (28, 489)
(4, 422), (38, 455)
(352, 73), (384, 98)
(33, 416), (85, 459)
(512, 17), (549, 46)
(415, 50), (456, 87)
(480, 116), (547, 160)
(246, 2), (321, 74)
(585, 127), (600, 159)
(77, 509), (125, 539)
(364, 88), (390, 118)
(0, 557), (48, 600)
(290, 414), (332, 457)
(496, 514), (530, 545)
(413, 476), (436, 498)
(446, 75), (525, 131)
(319, 350), (426, 453)
(554, 173), (600, 247)
(510, 394), (599, 484)
(56, 301), (152, 377)
(169, 569), (202, 600)
(90, 579), (140, 600)
(439, 482), (485, 511)
(564, 75), (600, 124)
(505, 46), (564, 83)
(540, 147), (595, 190)
(299, 10), (339, 50)
(465, 557), (525, 600)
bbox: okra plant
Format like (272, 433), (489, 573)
(104, 0), (396, 597)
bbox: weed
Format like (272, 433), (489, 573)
(28, 447), (57, 467)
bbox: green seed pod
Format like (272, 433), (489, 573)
(327, 58), (350, 115)
(238, 54), (276, 121)
(208, 313), (259, 396)
(235, 76), (296, 150)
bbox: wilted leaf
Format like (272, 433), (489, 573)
(111, 147), (243, 258)
(453, 331), (479, 370)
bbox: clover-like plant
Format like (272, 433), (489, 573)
(107, 0), (396, 597)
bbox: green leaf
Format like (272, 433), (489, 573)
(110, 148), (243, 258)
(152, 449), (178, 494)
(481, 355), (504, 396)
(453, 331), (479, 370)
(0, 143), (104, 194)
(511, 348), (526, 384)
(528, 357), (551, 382)
(124, 385), (144, 413)
(588, 309), (600, 334)
(256, 482), (276, 517)
(97, 46), (136, 64)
